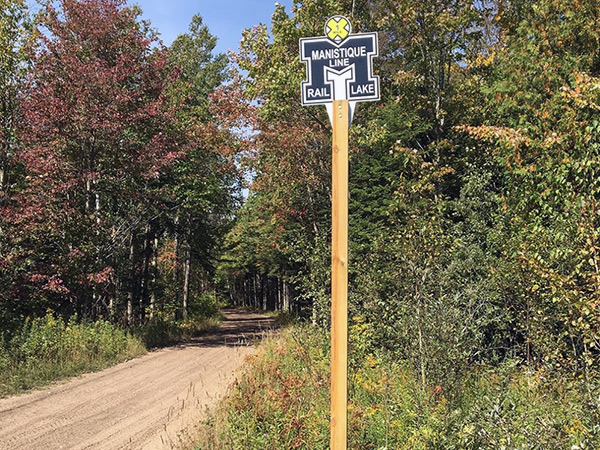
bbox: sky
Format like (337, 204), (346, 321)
(25, 0), (295, 55)
(134, 0), (294, 54)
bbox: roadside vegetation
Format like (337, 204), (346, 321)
(196, 326), (600, 449)
(195, 0), (600, 448)
(0, 313), (144, 397)
(0, 0), (233, 397)
(0, 306), (221, 398)
(3, 0), (600, 447)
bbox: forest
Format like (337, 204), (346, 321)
(222, 0), (600, 391)
(2, 0), (600, 447)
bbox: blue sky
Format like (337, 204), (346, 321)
(26, 1), (295, 55)
(135, 0), (294, 54)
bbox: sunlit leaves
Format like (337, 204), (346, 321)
(464, 0), (600, 371)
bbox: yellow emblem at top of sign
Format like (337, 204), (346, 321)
(325, 15), (352, 44)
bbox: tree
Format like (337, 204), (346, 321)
(0, 0), (28, 193)
(220, 0), (516, 388)
(217, 1), (354, 316)
(6, 0), (182, 323)
(164, 14), (239, 319)
(0, 0), (29, 333)
(463, 0), (600, 373)
(169, 14), (228, 123)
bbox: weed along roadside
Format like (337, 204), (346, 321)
(0, 311), (222, 399)
(0, 314), (146, 398)
(193, 325), (600, 449)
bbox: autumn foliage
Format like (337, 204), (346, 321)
(0, 0), (235, 328)
(2, 0), (600, 442)
(218, 0), (600, 412)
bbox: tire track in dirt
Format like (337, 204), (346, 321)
(0, 310), (275, 450)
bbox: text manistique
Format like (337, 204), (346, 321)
(310, 46), (367, 60)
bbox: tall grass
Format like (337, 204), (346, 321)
(0, 311), (222, 398)
(0, 313), (146, 398)
(195, 326), (600, 449)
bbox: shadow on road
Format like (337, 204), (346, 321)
(172, 310), (279, 349)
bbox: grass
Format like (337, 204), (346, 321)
(0, 311), (223, 399)
(0, 313), (146, 398)
(134, 313), (222, 348)
(194, 325), (600, 450)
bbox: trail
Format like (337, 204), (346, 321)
(0, 310), (275, 450)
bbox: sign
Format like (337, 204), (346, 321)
(300, 15), (380, 450)
(300, 15), (380, 106)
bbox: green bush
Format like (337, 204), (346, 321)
(0, 339), (9, 373)
(444, 364), (600, 449)
(0, 310), (224, 398)
(189, 292), (221, 319)
(134, 314), (222, 349)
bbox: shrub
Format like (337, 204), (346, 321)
(134, 313), (222, 349)
(0, 308), (224, 398)
(189, 292), (221, 319)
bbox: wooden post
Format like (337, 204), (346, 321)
(331, 99), (348, 450)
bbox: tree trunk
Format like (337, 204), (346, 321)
(127, 232), (136, 327)
(150, 236), (158, 319)
(0, 153), (5, 192)
(283, 280), (290, 312)
(267, 277), (274, 310)
(228, 280), (234, 306)
(108, 294), (114, 319)
(262, 275), (267, 310)
(85, 177), (92, 215)
(140, 224), (152, 323)
(94, 181), (101, 226)
(182, 241), (191, 320)
(173, 214), (180, 319)
(277, 278), (282, 311)
(253, 272), (259, 309)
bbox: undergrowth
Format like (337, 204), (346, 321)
(134, 314), (222, 348)
(194, 326), (600, 450)
(0, 311), (222, 398)
(0, 313), (145, 398)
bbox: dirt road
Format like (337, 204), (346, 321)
(0, 310), (275, 450)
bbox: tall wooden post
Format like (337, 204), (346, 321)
(300, 15), (379, 449)
(331, 99), (349, 450)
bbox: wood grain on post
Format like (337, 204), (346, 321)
(331, 99), (349, 450)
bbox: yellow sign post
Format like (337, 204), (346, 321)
(300, 15), (379, 450)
